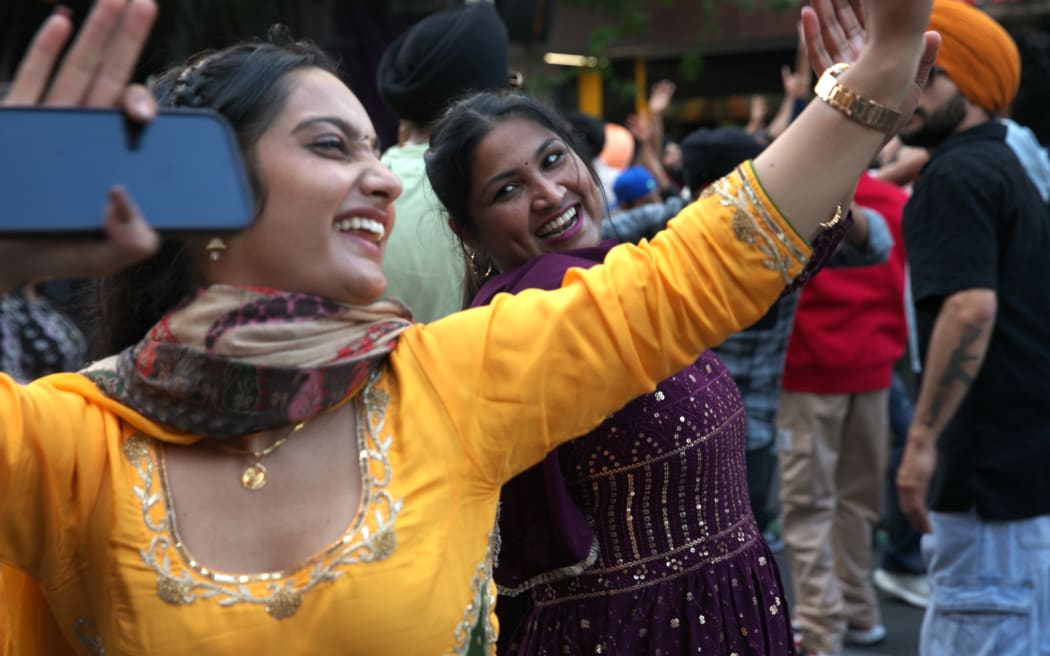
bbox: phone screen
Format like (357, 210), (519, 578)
(0, 107), (255, 235)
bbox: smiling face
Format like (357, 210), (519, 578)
(465, 117), (604, 272)
(207, 67), (402, 305)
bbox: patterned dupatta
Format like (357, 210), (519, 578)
(84, 285), (413, 440)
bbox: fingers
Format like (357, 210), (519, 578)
(84, 0), (158, 107)
(815, 0), (855, 64)
(801, 7), (834, 76)
(849, 0), (866, 29)
(103, 187), (161, 261)
(648, 80), (675, 114)
(794, 21), (809, 75)
(650, 80), (673, 98)
(914, 31), (942, 89)
(42, 0), (157, 107)
(3, 10), (74, 105)
(896, 444), (934, 534)
(45, 0), (128, 105)
(899, 488), (933, 534)
(45, 188), (157, 280)
(835, 0), (866, 60)
(121, 84), (158, 123)
(0, 189), (158, 290)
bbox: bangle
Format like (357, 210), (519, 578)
(814, 63), (901, 133)
(819, 204), (845, 231)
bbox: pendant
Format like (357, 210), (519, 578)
(241, 462), (268, 491)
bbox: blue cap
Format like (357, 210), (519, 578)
(613, 166), (658, 207)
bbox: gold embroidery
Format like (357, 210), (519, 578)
(124, 372), (401, 619)
(265, 587), (303, 619)
(122, 435), (149, 460)
(156, 575), (191, 605)
(73, 617), (105, 655)
(450, 533), (498, 655)
(708, 167), (810, 283)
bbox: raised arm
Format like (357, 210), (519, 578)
(754, 0), (939, 238)
(402, 164), (811, 484)
(765, 23), (811, 141)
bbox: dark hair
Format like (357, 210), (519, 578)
(1013, 31), (1050, 146)
(91, 28), (339, 356)
(562, 110), (606, 161)
(425, 91), (605, 305)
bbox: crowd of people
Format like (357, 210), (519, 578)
(0, 0), (1046, 655)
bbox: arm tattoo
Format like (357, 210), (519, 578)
(922, 323), (984, 428)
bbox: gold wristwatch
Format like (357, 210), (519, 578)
(814, 63), (901, 133)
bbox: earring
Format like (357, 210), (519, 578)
(469, 250), (494, 278)
(206, 238), (227, 262)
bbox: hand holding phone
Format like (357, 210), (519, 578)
(0, 188), (159, 295)
(0, 107), (255, 236)
(0, 0), (160, 293)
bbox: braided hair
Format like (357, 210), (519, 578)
(91, 27), (340, 356)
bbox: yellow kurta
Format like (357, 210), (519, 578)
(0, 166), (810, 655)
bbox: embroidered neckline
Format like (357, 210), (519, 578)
(122, 372), (402, 619)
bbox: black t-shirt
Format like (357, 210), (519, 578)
(904, 121), (1050, 521)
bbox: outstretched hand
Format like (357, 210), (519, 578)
(782, 21), (812, 100)
(5, 0), (158, 115)
(0, 0), (160, 293)
(800, 0), (940, 135)
(648, 80), (676, 116)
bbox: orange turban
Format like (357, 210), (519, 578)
(928, 0), (1020, 114)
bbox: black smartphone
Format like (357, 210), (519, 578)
(0, 107), (255, 236)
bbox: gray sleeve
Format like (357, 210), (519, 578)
(600, 196), (686, 244)
(829, 207), (893, 267)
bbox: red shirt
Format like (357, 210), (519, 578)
(781, 173), (909, 393)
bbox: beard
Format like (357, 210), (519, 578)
(899, 91), (968, 149)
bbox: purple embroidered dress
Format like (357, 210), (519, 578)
(477, 227), (848, 655)
(472, 243), (792, 655)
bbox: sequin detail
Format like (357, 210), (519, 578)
(124, 372), (401, 619)
(511, 352), (793, 655)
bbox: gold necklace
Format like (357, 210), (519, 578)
(218, 420), (306, 491)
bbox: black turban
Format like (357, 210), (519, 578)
(377, 3), (510, 127)
(680, 128), (764, 194)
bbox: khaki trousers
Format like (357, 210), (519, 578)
(776, 389), (888, 654)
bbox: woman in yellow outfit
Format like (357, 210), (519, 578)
(0, 0), (937, 653)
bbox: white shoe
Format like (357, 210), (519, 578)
(874, 567), (930, 609)
(844, 623), (887, 646)
(793, 622), (843, 656)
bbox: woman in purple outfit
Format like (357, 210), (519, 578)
(427, 92), (796, 655)
(422, 4), (931, 650)
(424, 94), (854, 656)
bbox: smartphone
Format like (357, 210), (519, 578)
(0, 107), (255, 236)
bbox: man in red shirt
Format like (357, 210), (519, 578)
(777, 173), (909, 656)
